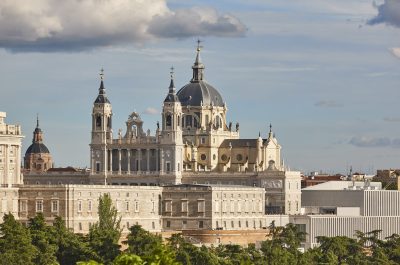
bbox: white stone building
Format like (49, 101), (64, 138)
(0, 112), (23, 220)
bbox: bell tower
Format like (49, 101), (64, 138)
(90, 69), (113, 177)
(160, 67), (183, 184)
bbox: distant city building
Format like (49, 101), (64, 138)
(291, 181), (400, 249)
(24, 117), (53, 172)
(301, 173), (346, 188)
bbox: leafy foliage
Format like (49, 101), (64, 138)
(89, 193), (122, 265)
(3, 208), (400, 265)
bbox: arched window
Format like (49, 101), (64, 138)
(185, 115), (192, 127)
(107, 116), (112, 128)
(166, 115), (172, 127)
(96, 116), (102, 128)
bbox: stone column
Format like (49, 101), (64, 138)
(118, 149), (122, 175)
(138, 148), (141, 173)
(109, 149), (113, 173)
(146, 149), (150, 173)
(16, 145), (22, 184)
(127, 149), (131, 175)
(5, 145), (9, 187)
(160, 149), (164, 175)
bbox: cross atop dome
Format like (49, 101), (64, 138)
(100, 68), (104, 81)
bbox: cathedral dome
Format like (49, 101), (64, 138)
(177, 81), (224, 107)
(177, 42), (224, 107)
(25, 143), (50, 154)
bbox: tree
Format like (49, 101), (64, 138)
(89, 193), (122, 265)
(0, 213), (37, 265)
(52, 216), (98, 265)
(28, 213), (59, 265)
(124, 224), (162, 257)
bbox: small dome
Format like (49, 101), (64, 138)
(25, 143), (50, 155)
(177, 80), (224, 107)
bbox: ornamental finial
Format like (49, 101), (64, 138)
(100, 68), (104, 81)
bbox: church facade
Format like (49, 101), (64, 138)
(89, 44), (301, 215)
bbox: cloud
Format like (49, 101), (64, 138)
(383, 117), (400, 122)
(143, 107), (159, 115)
(349, 136), (400, 148)
(368, 0), (400, 27)
(314, 100), (343, 108)
(390, 47), (400, 59)
(0, 0), (246, 52)
(148, 7), (246, 38)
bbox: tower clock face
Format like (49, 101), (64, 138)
(95, 151), (100, 158)
(166, 150), (171, 158)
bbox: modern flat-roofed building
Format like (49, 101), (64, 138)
(291, 181), (400, 249)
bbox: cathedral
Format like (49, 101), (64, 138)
(89, 43), (301, 214)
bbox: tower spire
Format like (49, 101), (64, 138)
(94, 68), (110, 104)
(169, 66), (175, 93)
(36, 113), (39, 128)
(191, 39), (205, 82)
(268, 123), (273, 139)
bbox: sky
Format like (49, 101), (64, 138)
(0, 0), (399, 174)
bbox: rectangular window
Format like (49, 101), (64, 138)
(126, 201), (129, 212)
(79, 222), (82, 231)
(20, 200), (27, 212)
(135, 201), (139, 212)
(51, 200), (59, 213)
(36, 200), (43, 212)
(152, 201), (155, 213)
(231, 221), (234, 228)
(230, 200), (235, 213)
(152, 222), (155, 229)
(181, 200), (188, 213)
(88, 200), (92, 212)
(166, 162), (171, 173)
(78, 200), (82, 212)
(197, 200), (205, 213)
(166, 221), (171, 228)
(238, 221), (241, 228)
(96, 162), (100, 172)
(164, 201), (172, 212)
(199, 221), (204, 229)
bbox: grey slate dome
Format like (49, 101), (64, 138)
(25, 143), (50, 154)
(177, 81), (224, 107)
(177, 43), (224, 107)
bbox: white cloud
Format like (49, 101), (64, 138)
(143, 107), (159, 115)
(390, 47), (400, 59)
(0, 0), (246, 52)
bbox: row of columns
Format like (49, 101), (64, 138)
(108, 148), (159, 175)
